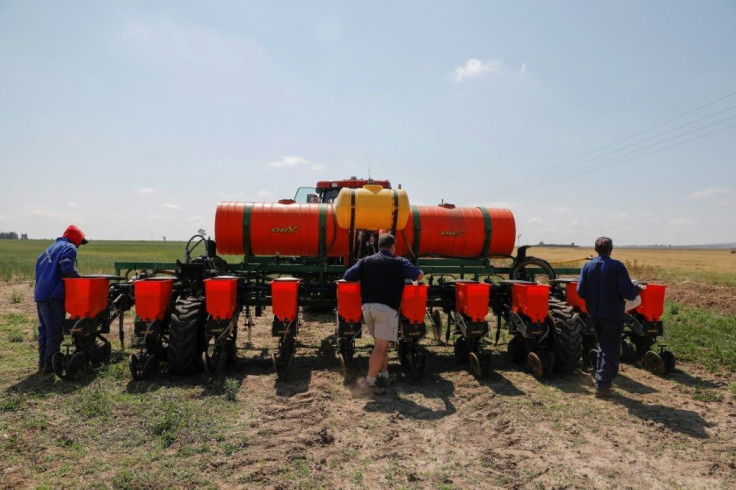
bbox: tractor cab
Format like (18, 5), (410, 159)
(294, 177), (392, 204)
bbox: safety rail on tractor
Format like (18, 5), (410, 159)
(54, 178), (671, 382)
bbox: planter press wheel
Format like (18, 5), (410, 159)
(469, 351), (492, 378)
(507, 335), (526, 364)
(587, 348), (599, 370)
(453, 337), (469, 363)
(52, 352), (66, 379)
(430, 309), (442, 342)
(399, 341), (426, 380)
(92, 339), (112, 364)
(53, 351), (87, 379)
(129, 353), (158, 380)
(528, 350), (555, 379)
(273, 349), (295, 381)
(203, 341), (227, 377)
(661, 350), (676, 374)
(642, 350), (666, 375)
(338, 352), (350, 381)
(620, 339), (636, 363)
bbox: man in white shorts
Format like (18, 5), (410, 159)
(343, 233), (423, 393)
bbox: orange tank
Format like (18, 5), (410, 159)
(215, 202), (349, 257)
(391, 205), (516, 258)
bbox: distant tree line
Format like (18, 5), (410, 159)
(0, 232), (29, 240)
(537, 241), (578, 248)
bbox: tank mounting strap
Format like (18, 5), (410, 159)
(348, 189), (356, 263)
(242, 203), (254, 257)
(479, 207), (492, 257)
(318, 205), (327, 256)
(391, 189), (399, 235)
(411, 205), (421, 258)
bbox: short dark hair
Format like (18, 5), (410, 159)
(594, 236), (613, 256)
(378, 233), (396, 249)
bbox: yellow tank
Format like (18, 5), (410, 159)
(333, 184), (410, 230)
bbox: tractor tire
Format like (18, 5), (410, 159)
(167, 296), (206, 375)
(510, 256), (556, 284)
(548, 298), (582, 374)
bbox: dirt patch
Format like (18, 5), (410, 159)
(666, 282), (736, 316)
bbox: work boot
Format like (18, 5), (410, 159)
(595, 387), (611, 399)
(354, 378), (385, 397)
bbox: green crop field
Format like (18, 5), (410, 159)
(0, 240), (243, 282)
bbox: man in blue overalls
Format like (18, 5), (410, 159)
(577, 237), (641, 398)
(34, 225), (88, 374)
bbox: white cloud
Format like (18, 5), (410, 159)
(137, 187), (156, 195)
(23, 209), (63, 218)
(146, 214), (171, 221)
(552, 207), (569, 214)
(519, 62), (527, 75)
(67, 202), (78, 209)
(186, 215), (205, 222)
(164, 203), (181, 210)
(452, 58), (502, 83)
(687, 188), (732, 199)
(529, 217), (543, 224)
(669, 218), (696, 225)
(267, 156), (324, 170)
(0, 214), (12, 222)
(257, 190), (273, 198)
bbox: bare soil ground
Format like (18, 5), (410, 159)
(1, 280), (735, 489)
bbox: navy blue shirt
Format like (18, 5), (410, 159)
(343, 249), (422, 311)
(34, 237), (80, 302)
(576, 255), (638, 320)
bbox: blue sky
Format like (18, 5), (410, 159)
(1, 1), (735, 246)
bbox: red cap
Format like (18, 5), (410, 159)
(63, 225), (89, 247)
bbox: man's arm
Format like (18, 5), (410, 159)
(59, 245), (80, 278)
(576, 265), (587, 299)
(401, 258), (423, 281)
(343, 259), (362, 281)
(617, 264), (640, 301)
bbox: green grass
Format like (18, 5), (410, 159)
(662, 302), (736, 371)
(0, 239), (245, 281)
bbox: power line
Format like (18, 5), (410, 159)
(460, 89), (736, 204)
(490, 121), (736, 200)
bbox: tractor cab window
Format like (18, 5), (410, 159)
(321, 188), (340, 203)
(294, 187), (319, 203)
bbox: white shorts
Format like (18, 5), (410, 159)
(362, 303), (399, 342)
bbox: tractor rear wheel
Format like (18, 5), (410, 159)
(549, 298), (582, 374)
(167, 296), (206, 375)
(511, 256), (556, 284)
